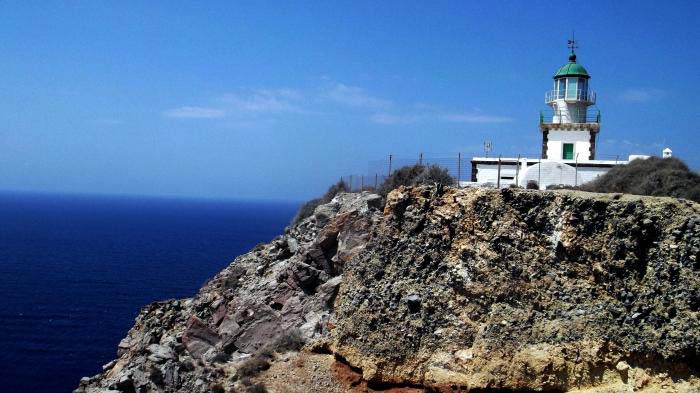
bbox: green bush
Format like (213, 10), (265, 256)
(291, 179), (349, 225)
(526, 180), (539, 190)
(378, 164), (453, 197)
(579, 157), (700, 202)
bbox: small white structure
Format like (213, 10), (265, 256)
(470, 41), (648, 190)
(663, 148), (673, 158)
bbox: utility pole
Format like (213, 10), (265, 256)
(496, 155), (502, 189)
(457, 152), (461, 187)
(388, 154), (393, 177)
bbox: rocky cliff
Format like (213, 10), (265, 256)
(76, 187), (700, 393)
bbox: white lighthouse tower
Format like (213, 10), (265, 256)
(470, 38), (635, 190)
(540, 39), (600, 161)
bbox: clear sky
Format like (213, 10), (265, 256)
(1, 1), (698, 200)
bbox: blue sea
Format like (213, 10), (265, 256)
(0, 192), (299, 393)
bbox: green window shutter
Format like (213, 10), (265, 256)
(563, 143), (574, 160)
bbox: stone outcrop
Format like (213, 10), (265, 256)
(76, 187), (700, 392)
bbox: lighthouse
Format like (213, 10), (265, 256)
(540, 39), (600, 161)
(469, 38), (642, 189)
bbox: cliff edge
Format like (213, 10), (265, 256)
(76, 187), (700, 392)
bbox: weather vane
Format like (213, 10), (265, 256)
(567, 31), (578, 52)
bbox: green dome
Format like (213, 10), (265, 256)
(554, 52), (590, 79)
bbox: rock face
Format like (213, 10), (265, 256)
(76, 187), (700, 393)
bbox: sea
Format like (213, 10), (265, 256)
(0, 191), (299, 393)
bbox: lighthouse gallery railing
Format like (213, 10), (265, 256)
(545, 89), (596, 104)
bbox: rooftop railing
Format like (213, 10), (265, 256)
(545, 89), (596, 104)
(540, 109), (601, 124)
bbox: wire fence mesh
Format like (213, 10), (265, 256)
(339, 150), (656, 192)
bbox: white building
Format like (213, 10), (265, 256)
(470, 43), (640, 189)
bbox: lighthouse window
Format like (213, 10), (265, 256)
(566, 78), (578, 99)
(579, 78), (588, 99)
(556, 79), (566, 98)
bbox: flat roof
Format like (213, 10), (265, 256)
(471, 157), (628, 167)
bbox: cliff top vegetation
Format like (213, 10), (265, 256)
(579, 156), (700, 202)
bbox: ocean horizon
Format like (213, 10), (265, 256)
(0, 191), (299, 392)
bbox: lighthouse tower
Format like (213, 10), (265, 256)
(540, 39), (600, 161)
(470, 38), (633, 190)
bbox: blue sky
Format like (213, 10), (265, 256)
(1, 1), (698, 200)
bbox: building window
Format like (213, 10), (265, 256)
(563, 143), (574, 160)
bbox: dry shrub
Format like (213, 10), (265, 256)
(580, 157), (700, 201)
(378, 164), (453, 197)
(237, 356), (270, 378)
(246, 383), (268, 393)
(292, 179), (349, 225)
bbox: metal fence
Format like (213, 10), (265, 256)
(337, 150), (655, 193)
(341, 152), (478, 192)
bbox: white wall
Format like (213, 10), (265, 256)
(577, 166), (610, 184)
(519, 162), (613, 189)
(474, 158), (620, 189)
(552, 100), (589, 123)
(547, 129), (592, 161)
(475, 163), (519, 187)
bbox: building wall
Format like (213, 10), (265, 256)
(576, 166), (609, 184)
(474, 163), (519, 186)
(518, 163), (609, 189)
(474, 159), (617, 189)
(547, 129), (592, 160)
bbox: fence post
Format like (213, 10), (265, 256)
(497, 155), (502, 189)
(574, 154), (579, 186)
(457, 152), (461, 187)
(374, 173), (378, 190)
(388, 154), (393, 177)
(361, 175), (364, 191)
(419, 152), (423, 166)
(538, 157), (541, 189)
(515, 154), (521, 187)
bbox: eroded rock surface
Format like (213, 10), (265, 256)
(333, 187), (700, 392)
(76, 187), (700, 393)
